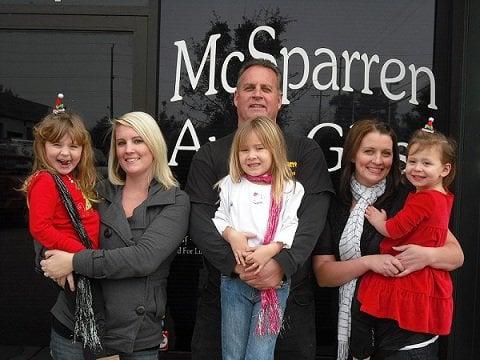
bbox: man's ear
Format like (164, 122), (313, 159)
(233, 91), (238, 108)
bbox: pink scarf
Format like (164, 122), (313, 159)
(244, 174), (283, 335)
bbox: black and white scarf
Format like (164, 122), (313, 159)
(337, 176), (385, 360)
(52, 174), (102, 351)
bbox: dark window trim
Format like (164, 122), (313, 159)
(0, 2), (158, 115)
(0, 4), (150, 16)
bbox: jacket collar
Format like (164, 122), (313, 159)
(97, 179), (177, 247)
(97, 179), (176, 207)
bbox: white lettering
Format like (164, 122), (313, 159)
(312, 48), (340, 91)
(280, 47), (310, 105)
(408, 64), (437, 109)
(168, 119), (201, 166)
(221, 51), (245, 93)
(360, 53), (380, 95)
(170, 34), (221, 102)
(248, 26), (277, 65)
(380, 58), (406, 101)
(341, 50), (360, 92)
(307, 122), (343, 172)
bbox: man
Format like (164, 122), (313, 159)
(186, 58), (333, 359)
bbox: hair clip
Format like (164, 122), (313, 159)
(53, 93), (65, 114)
(422, 117), (434, 133)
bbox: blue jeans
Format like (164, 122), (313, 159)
(50, 328), (85, 360)
(220, 276), (290, 360)
(117, 348), (160, 360)
(50, 327), (160, 360)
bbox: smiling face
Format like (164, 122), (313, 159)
(44, 133), (82, 175)
(353, 131), (393, 187)
(238, 130), (273, 177)
(115, 124), (154, 179)
(406, 144), (451, 191)
(234, 65), (282, 125)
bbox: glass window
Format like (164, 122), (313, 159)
(0, 0), (148, 5)
(0, 27), (134, 346)
(158, 0), (437, 354)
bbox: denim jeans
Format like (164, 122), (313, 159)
(117, 348), (161, 360)
(220, 276), (290, 360)
(50, 327), (160, 360)
(50, 328), (86, 360)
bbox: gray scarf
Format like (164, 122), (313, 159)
(337, 176), (386, 360)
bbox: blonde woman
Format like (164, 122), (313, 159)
(41, 112), (190, 359)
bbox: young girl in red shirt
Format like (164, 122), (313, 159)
(22, 94), (102, 352)
(352, 120), (458, 359)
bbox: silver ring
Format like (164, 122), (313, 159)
(44, 272), (49, 277)
(278, 280), (284, 287)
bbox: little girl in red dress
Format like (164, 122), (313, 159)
(352, 120), (458, 359)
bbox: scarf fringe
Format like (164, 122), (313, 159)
(256, 289), (282, 336)
(74, 276), (102, 351)
(337, 340), (349, 360)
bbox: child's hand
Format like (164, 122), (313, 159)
(245, 242), (283, 275)
(365, 206), (387, 226)
(225, 228), (256, 266)
(56, 273), (75, 291)
(245, 246), (272, 275)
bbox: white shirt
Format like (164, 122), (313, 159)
(212, 176), (305, 248)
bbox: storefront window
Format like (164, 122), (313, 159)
(158, 0), (437, 354)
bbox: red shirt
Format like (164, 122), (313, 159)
(358, 189), (454, 335)
(28, 171), (100, 252)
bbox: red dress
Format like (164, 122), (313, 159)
(358, 189), (454, 335)
(28, 171), (100, 252)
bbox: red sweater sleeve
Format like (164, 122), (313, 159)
(28, 172), (85, 253)
(385, 191), (434, 239)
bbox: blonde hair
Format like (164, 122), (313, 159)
(407, 129), (457, 188)
(22, 111), (97, 201)
(228, 116), (292, 203)
(108, 111), (178, 189)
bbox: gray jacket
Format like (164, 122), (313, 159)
(56, 179), (189, 353)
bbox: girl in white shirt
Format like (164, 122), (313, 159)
(213, 116), (304, 360)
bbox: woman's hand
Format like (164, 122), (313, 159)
(393, 244), (431, 276)
(363, 254), (404, 277)
(40, 250), (74, 279)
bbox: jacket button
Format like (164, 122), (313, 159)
(104, 228), (112, 238)
(135, 306), (145, 315)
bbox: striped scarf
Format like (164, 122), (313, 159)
(337, 176), (385, 360)
(244, 174), (284, 336)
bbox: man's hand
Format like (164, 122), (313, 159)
(239, 259), (283, 290)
